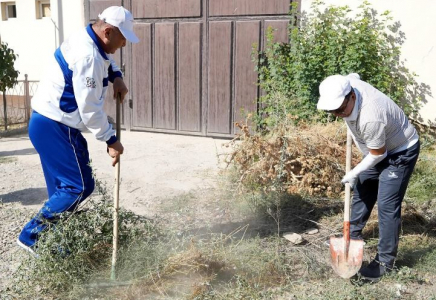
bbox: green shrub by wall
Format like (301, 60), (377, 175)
(254, 0), (427, 128)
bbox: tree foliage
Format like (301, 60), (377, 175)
(0, 42), (19, 92)
(254, 0), (428, 128)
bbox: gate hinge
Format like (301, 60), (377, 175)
(129, 99), (133, 109)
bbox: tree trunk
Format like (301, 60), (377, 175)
(2, 91), (7, 131)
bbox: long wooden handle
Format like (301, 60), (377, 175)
(111, 94), (121, 280)
(343, 130), (352, 241)
(115, 93), (121, 141)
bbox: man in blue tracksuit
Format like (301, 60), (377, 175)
(16, 6), (139, 255)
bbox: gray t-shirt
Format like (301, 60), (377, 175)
(345, 75), (418, 155)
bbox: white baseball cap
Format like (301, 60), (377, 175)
(98, 6), (139, 44)
(317, 75), (351, 110)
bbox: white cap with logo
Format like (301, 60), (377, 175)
(98, 6), (139, 44)
(317, 75), (352, 111)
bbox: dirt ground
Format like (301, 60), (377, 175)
(0, 131), (230, 291)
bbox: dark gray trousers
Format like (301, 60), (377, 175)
(350, 141), (420, 266)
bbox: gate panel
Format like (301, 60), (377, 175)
(89, 0), (122, 18)
(210, 0), (290, 16)
(179, 23), (202, 132)
(154, 23), (176, 130)
(208, 21), (232, 135)
(133, 0), (201, 18)
(122, 0), (296, 137)
(132, 23), (152, 128)
(234, 21), (260, 126)
(265, 20), (289, 44)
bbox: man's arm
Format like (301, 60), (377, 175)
(113, 77), (128, 103)
(109, 67), (126, 167)
(107, 141), (123, 167)
(342, 145), (387, 187)
(369, 147), (387, 156)
(108, 57), (128, 102)
(342, 121), (388, 186)
(72, 57), (124, 166)
(73, 57), (114, 141)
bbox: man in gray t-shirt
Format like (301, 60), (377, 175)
(317, 74), (420, 282)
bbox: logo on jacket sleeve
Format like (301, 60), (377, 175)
(86, 77), (96, 88)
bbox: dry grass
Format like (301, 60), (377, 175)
(4, 122), (436, 300)
(226, 121), (360, 198)
(113, 242), (226, 300)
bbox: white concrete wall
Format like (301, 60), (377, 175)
(301, 0), (436, 125)
(0, 0), (85, 81)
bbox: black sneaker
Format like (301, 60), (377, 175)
(359, 257), (393, 282)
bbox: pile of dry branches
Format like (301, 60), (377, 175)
(226, 121), (360, 198)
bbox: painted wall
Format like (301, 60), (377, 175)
(0, 0), (85, 81)
(301, 0), (436, 125)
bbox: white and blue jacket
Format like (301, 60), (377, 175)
(32, 24), (122, 144)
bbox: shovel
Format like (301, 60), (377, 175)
(329, 130), (364, 279)
(111, 93), (121, 280)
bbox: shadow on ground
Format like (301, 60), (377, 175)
(0, 127), (28, 138)
(0, 148), (36, 157)
(182, 193), (436, 272)
(186, 194), (344, 241)
(1, 188), (47, 205)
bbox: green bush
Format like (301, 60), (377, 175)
(254, 0), (427, 128)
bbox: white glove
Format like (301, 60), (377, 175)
(341, 171), (358, 188)
(341, 150), (387, 188)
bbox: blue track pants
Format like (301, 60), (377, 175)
(350, 141), (420, 266)
(18, 111), (95, 247)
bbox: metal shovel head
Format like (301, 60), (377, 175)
(329, 236), (364, 279)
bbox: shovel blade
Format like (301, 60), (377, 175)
(329, 236), (364, 279)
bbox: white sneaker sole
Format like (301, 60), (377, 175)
(16, 238), (39, 258)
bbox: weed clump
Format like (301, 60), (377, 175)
(227, 121), (359, 198)
(5, 179), (161, 299)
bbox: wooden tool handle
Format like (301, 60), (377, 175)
(111, 94), (121, 280)
(343, 130), (352, 240)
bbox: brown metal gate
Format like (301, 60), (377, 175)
(88, 0), (294, 137)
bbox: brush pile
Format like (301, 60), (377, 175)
(226, 121), (360, 198)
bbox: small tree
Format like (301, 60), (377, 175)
(254, 0), (429, 128)
(0, 42), (19, 130)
